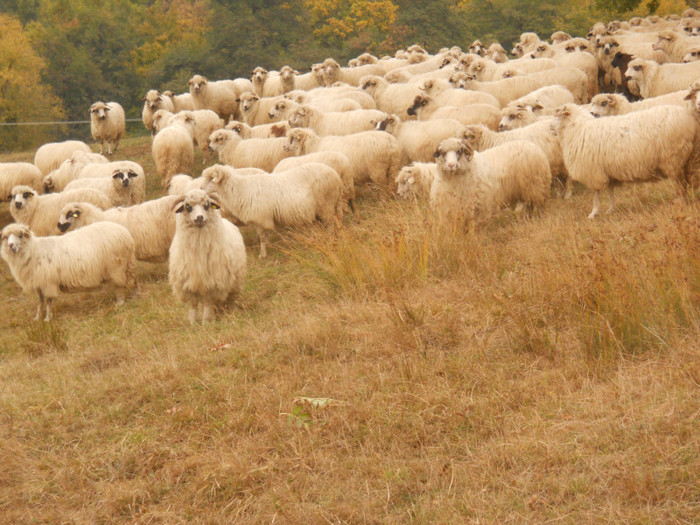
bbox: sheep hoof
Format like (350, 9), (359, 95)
(563, 190), (572, 200)
(587, 210), (598, 219)
(605, 207), (614, 215)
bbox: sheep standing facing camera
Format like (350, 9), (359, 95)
(89, 101), (126, 155)
(0, 222), (136, 322)
(169, 189), (246, 324)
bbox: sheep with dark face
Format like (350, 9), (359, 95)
(89, 101), (126, 155)
(63, 168), (141, 207)
(1, 222), (136, 321)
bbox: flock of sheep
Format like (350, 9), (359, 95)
(3, 9), (700, 323)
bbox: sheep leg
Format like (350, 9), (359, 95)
(606, 185), (615, 215)
(563, 177), (573, 200)
(187, 301), (198, 324)
(256, 226), (270, 258)
(201, 302), (213, 323)
(588, 191), (600, 219)
(34, 292), (45, 321)
(44, 298), (53, 322)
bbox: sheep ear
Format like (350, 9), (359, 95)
(173, 196), (186, 213)
(208, 193), (222, 209)
(433, 149), (441, 159)
(684, 90), (697, 100)
(532, 103), (544, 111)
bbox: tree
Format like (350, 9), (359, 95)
(0, 13), (64, 151)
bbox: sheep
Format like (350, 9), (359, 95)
(430, 138), (551, 229)
(274, 151), (357, 217)
(294, 63), (326, 91)
(322, 58), (385, 87)
(0, 222), (136, 322)
(34, 140), (91, 176)
(281, 91), (363, 113)
(57, 196), (179, 263)
(9, 185), (112, 236)
(551, 31), (572, 45)
(207, 129), (293, 172)
(167, 174), (211, 196)
(46, 160), (145, 205)
(589, 91), (687, 117)
(162, 90), (196, 112)
(418, 78), (501, 107)
(469, 40), (487, 56)
(255, 66), (298, 97)
(203, 163), (343, 257)
(462, 122), (570, 197)
(187, 74), (252, 121)
(498, 105), (548, 131)
(168, 190), (246, 323)
(511, 32), (543, 57)
(89, 101), (126, 156)
(63, 173), (138, 208)
(487, 43), (508, 63)
(448, 73), (545, 107)
(515, 67), (590, 104)
(683, 45), (700, 63)
(526, 43), (599, 100)
(558, 37), (593, 54)
(42, 151), (109, 193)
(395, 162), (438, 200)
(650, 31), (697, 62)
(179, 109), (224, 158)
(625, 58), (700, 98)
(283, 128), (401, 191)
(152, 112), (196, 185)
(358, 75), (423, 115)
(225, 120), (290, 139)
(142, 90), (174, 133)
(288, 105), (387, 136)
(0, 163), (43, 201)
(464, 56), (557, 82)
(553, 103), (698, 219)
(355, 53), (379, 66)
(237, 92), (285, 127)
(374, 113), (466, 165)
(504, 85), (575, 116)
(406, 94), (501, 130)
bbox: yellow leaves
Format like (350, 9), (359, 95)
(303, 0), (398, 43)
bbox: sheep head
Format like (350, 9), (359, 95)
(174, 189), (221, 229)
(238, 92), (260, 114)
(57, 203), (87, 233)
(143, 90), (165, 110)
(684, 46), (700, 63)
(406, 94), (430, 117)
(288, 106), (311, 128)
(359, 75), (381, 93)
(467, 59), (488, 79)
(498, 105), (534, 131)
(530, 42), (552, 58)
(251, 67), (268, 84)
(269, 99), (294, 120)
(469, 40), (486, 56)
(187, 75), (208, 94)
(10, 185), (36, 212)
(624, 58), (648, 84)
(89, 101), (110, 120)
(684, 80), (700, 114)
(433, 138), (473, 176)
(279, 65), (298, 80)
(395, 166), (418, 199)
(207, 129), (237, 153)
(652, 31), (676, 52)
(1, 223), (32, 257)
(462, 125), (485, 149)
(283, 129), (310, 154)
(112, 168), (139, 188)
(374, 114), (399, 133)
(590, 94), (619, 117)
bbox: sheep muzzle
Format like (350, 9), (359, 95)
(57, 222), (71, 233)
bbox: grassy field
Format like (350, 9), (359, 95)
(1, 136), (699, 523)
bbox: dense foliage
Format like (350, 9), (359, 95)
(0, 0), (689, 150)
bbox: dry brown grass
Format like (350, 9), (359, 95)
(0, 136), (699, 523)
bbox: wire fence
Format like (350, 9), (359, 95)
(0, 119), (149, 155)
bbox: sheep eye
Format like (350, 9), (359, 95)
(509, 115), (515, 120)
(23, 192), (32, 199)
(185, 204), (193, 212)
(128, 171), (137, 178)
(421, 100), (427, 105)
(633, 65), (641, 71)
(601, 101), (607, 106)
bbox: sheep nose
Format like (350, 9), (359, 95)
(122, 179), (130, 187)
(407, 108), (415, 116)
(57, 222), (71, 232)
(194, 215), (205, 225)
(498, 124), (506, 131)
(14, 201), (22, 209)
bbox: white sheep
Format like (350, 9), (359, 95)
(162, 90), (196, 112)
(511, 32), (543, 57)
(406, 94), (501, 130)
(551, 31), (572, 45)
(553, 103), (698, 218)
(515, 67), (590, 104)
(527, 42), (599, 100)
(358, 75), (423, 115)
(682, 44), (700, 63)
(498, 105), (548, 131)
(72, 161), (145, 204)
(183, 109), (224, 158)
(0, 222), (136, 321)
(57, 196), (179, 262)
(281, 91), (363, 113)
(288, 105), (387, 136)
(487, 43), (508, 63)
(168, 189), (246, 323)
(283, 128), (401, 191)
(9, 185), (112, 236)
(322, 58), (385, 86)
(504, 85), (576, 115)
(203, 163), (343, 257)
(89, 101), (126, 156)
(142, 90), (174, 133)
(167, 174), (211, 196)
(257, 66), (298, 97)
(395, 162), (438, 200)
(34, 140), (91, 176)
(42, 151), (109, 193)
(63, 173), (138, 207)
(187, 74), (252, 121)
(225, 120), (290, 139)
(274, 151), (357, 217)
(652, 30), (697, 62)
(464, 56), (557, 82)
(589, 91), (687, 117)
(207, 129), (293, 172)
(237, 92), (284, 126)
(430, 138), (551, 229)
(152, 113), (196, 185)
(374, 113), (466, 165)
(462, 122), (570, 197)
(447, 73), (543, 107)
(418, 77), (501, 108)
(294, 63), (326, 91)
(0, 163), (43, 201)
(625, 58), (700, 98)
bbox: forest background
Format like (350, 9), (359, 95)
(0, 0), (692, 152)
